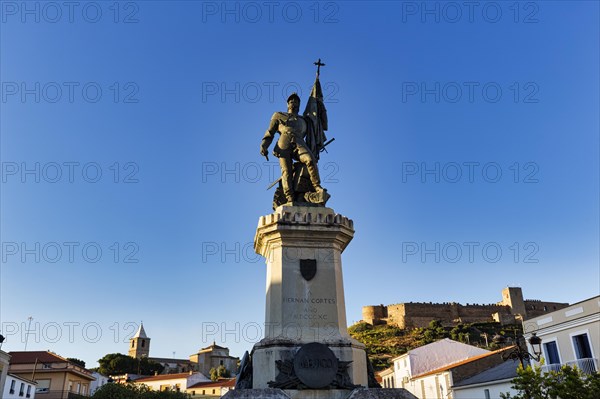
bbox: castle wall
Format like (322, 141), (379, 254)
(361, 288), (569, 329)
(393, 303), (512, 329)
(362, 305), (387, 325)
(386, 304), (406, 328)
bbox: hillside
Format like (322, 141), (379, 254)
(348, 320), (523, 371)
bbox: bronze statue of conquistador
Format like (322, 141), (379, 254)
(260, 60), (331, 209)
(260, 93), (324, 204)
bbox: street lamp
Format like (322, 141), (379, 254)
(493, 332), (543, 368)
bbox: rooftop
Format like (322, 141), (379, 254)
(412, 346), (515, 379)
(393, 338), (490, 377)
(135, 372), (201, 382)
(188, 378), (236, 389)
(452, 359), (520, 388)
(9, 351), (69, 365)
(133, 323), (148, 339)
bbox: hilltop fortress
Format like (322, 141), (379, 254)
(363, 287), (569, 328)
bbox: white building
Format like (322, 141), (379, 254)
(134, 371), (210, 392)
(89, 371), (110, 394)
(390, 339), (489, 391)
(3, 373), (36, 399)
(0, 349), (10, 395)
(524, 295), (599, 374)
(382, 339), (513, 399)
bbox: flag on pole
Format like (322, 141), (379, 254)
(303, 75), (328, 161)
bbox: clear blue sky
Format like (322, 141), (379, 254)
(1, 1), (598, 368)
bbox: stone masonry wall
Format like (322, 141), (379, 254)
(362, 302), (514, 328)
(361, 287), (570, 328)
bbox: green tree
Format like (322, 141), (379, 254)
(139, 357), (165, 376)
(422, 320), (447, 344)
(67, 358), (86, 368)
(92, 383), (190, 399)
(500, 363), (600, 399)
(97, 354), (164, 376)
(209, 365), (230, 381)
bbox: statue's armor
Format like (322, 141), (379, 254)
(261, 111), (321, 202)
(264, 112), (310, 156)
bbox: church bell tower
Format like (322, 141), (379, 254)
(128, 322), (150, 358)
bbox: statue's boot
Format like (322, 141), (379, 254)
(305, 160), (323, 191)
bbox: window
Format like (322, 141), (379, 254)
(573, 333), (593, 359)
(76, 382), (81, 394)
(543, 306), (547, 311)
(220, 360), (224, 366)
(132, 341), (135, 348)
(484, 388), (491, 399)
(10, 380), (15, 394)
(26, 386), (31, 398)
(20, 382), (25, 396)
(35, 379), (51, 393)
(213, 389), (216, 394)
(544, 341), (561, 365)
(142, 339), (145, 348)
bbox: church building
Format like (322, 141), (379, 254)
(127, 323), (238, 376)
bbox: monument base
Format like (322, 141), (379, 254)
(222, 388), (417, 399)
(251, 338), (368, 389)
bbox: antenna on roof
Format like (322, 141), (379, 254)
(24, 317), (33, 351)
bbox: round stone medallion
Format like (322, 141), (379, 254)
(293, 342), (339, 388)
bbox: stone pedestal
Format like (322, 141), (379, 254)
(252, 205), (367, 389)
(223, 389), (417, 399)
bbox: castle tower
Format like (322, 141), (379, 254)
(501, 287), (527, 317)
(128, 323), (150, 358)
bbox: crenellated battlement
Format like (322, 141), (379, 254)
(257, 205), (353, 229)
(362, 287), (569, 328)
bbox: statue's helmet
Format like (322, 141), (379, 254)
(287, 92), (301, 104)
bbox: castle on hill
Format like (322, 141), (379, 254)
(362, 287), (569, 328)
(128, 323), (238, 376)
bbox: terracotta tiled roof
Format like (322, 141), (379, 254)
(9, 351), (68, 365)
(188, 378), (236, 389)
(412, 346), (515, 379)
(135, 372), (196, 382)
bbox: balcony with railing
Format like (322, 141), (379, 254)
(541, 358), (598, 375)
(34, 390), (90, 399)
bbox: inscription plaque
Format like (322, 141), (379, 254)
(293, 342), (338, 388)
